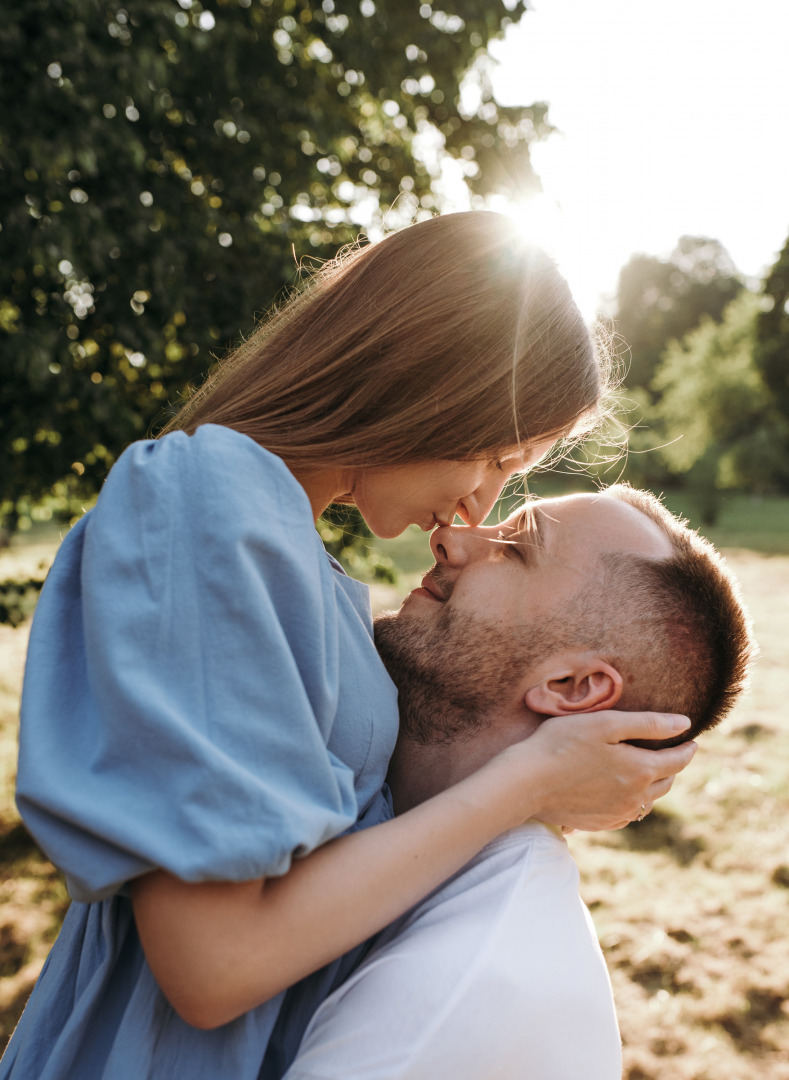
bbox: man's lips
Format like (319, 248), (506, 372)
(418, 572), (446, 602)
(406, 566), (453, 604)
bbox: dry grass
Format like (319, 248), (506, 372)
(1, 533), (788, 1076)
(0, 529), (70, 1048)
(0, 618), (70, 1046)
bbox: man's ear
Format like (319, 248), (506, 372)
(523, 659), (623, 716)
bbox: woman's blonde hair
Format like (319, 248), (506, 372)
(164, 212), (611, 467)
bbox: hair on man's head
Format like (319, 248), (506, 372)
(590, 484), (756, 747)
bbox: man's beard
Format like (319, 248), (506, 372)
(374, 602), (540, 746)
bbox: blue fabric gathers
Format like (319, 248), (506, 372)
(2, 425), (399, 1080)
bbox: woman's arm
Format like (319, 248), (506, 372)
(131, 710), (694, 1029)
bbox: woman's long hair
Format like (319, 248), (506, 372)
(163, 212), (611, 467)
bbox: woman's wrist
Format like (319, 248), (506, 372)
(444, 746), (544, 834)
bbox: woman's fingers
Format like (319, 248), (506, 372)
(513, 711), (700, 832)
(647, 775), (676, 801)
(602, 711), (691, 744)
(634, 761), (694, 817)
(625, 759), (698, 822)
(609, 739), (698, 823)
(642, 739), (697, 779)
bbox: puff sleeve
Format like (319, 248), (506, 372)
(16, 426), (360, 902)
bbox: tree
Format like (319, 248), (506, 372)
(0, 0), (548, 535)
(612, 235), (743, 394)
(755, 231), (789, 423)
(650, 291), (789, 522)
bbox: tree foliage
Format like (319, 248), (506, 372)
(649, 291), (789, 521)
(0, 0), (547, 535)
(755, 231), (789, 423)
(557, 237), (788, 521)
(612, 235), (743, 394)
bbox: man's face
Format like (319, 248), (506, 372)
(374, 492), (672, 743)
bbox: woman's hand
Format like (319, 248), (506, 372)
(494, 711), (696, 832)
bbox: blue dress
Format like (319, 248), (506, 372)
(1, 425), (399, 1080)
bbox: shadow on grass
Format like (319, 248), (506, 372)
(733, 721), (774, 742)
(0, 578), (45, 628)
(0, 821), (40, 869)
(712, 986), (789, 1053)
(617, 806), (706, 867)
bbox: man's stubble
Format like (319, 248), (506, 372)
(374, 601), (544, 746)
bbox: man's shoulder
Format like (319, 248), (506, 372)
(393, 820), (570, 928)
(285, 821), (621, 1080)
(334, 821), (576, 1001)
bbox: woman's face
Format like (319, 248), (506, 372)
(350, 440), (555, 539)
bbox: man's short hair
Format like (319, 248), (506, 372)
(575, 484), (755, 747)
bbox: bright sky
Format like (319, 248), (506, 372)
(485, 0), (789, 319)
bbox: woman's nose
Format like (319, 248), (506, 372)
(455, 472), (509, 528)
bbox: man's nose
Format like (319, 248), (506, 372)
(430, 523), (500, 567)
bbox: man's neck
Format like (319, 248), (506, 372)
(387, 718), (539, 815)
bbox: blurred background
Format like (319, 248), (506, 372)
(1, 2), (788, 1076)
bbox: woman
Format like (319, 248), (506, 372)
(2, 213), (694, 1079)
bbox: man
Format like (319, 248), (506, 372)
(281, 484), (753, 1080)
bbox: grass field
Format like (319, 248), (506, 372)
(1, 493), (788, 1076)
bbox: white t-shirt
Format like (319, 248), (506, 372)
(284, 822), (622, 1080)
